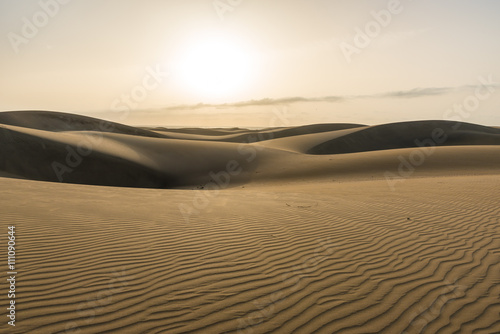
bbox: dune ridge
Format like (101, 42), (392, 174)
(1, 111), (499, 188)
(306, 120), (500, 155)
(0, 110), (168, 138)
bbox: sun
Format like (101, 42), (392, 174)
(173, 34), (255, 99)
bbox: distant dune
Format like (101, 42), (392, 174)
(1, 111), (499, 333)
(0, 110), (167, 138)
(306, 120), (500, 154)
(1, 111), (499, 188)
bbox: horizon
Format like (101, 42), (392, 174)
(1, 0), (500, 127)
(1, 109), (500, 130)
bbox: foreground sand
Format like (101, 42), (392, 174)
(1, 175), (499, 333)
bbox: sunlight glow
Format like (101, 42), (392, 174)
(173, 34), (255, 100)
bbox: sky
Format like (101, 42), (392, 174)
(1, 0), (499, 127)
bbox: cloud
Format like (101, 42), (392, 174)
(158, 84), (498, 111)
(375, 87), (455, 98)
(162, 96), (345, 111)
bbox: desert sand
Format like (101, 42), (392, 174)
(1, 111), (499, 333)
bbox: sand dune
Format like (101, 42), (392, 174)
(0, 120), (256, 188)
(306, 121), (500, 155)
(1, 111), (499, 188)
(0, 110), (168, 138)
(1, 111), (499, 333)
(150, 123), (365, 143)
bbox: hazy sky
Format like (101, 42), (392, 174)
(1, 0), (499, 126)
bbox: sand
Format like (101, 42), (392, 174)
(0, 111), (499, 333)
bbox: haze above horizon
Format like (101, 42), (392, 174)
(1, 0), (499, 127)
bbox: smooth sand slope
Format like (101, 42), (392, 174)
(1, 111), (499, 333)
